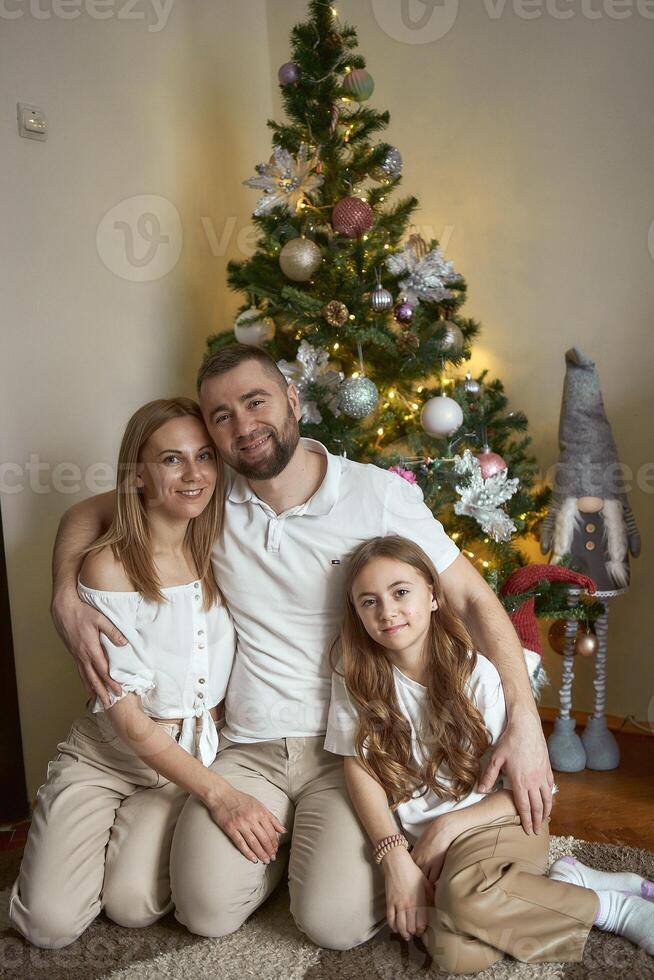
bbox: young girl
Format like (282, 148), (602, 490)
(325, 535), (654, 974)
(10, 398), (283, 949)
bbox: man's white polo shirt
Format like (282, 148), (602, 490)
(211, 438), (459, 743)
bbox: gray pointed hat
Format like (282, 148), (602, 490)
(552, 347), (626, 500)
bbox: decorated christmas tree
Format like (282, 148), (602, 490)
(206, 0), (553, 593)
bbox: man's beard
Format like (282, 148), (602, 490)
(231, 406), (300, 481)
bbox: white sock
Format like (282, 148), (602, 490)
(550, 855), (654, 901)
(593, 890), (654, 954)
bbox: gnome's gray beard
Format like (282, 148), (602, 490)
(552, 497), (629, 589)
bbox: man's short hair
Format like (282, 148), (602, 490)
(197, 344), (289, 396)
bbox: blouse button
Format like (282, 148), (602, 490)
(199, 677), (206, 684)
(198, 629), (204, 636)
(585, 523), (596, 533)
(195, 594), (200, 601)
(194, 582), (200, 589)
(197, 691), (204, 699)
(198, 643), (205, 650)
(585, 541), (595, 552)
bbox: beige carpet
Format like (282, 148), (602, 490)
(2, 836), (653, 980)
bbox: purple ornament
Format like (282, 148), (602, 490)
(394, 300), (414, 325)
(278, 62), (300, 86)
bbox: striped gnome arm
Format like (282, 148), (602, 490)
(623, 503), (641, 558)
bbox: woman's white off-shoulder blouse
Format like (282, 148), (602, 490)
(77, 578), (236, 767)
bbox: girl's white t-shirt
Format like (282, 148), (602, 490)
(325, 652), (513, 844)
(78, 578), (236, 767)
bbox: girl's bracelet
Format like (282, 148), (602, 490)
(372, 833), (410, 865)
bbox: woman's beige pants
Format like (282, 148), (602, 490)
(424, 814), (599, 975)
(9, 708), (188, 949)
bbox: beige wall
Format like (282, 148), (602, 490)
(2, 0), (653, 797)
(269, 0), (654, 722)
(0, 0), (273, 797)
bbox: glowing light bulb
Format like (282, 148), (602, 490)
(388, 390), (395, 399)
(333, 343), (340, 351)
(377, 428), (384, 437)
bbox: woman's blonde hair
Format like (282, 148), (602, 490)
(85, 398), (223, 608)
(334, 535), (490, 810)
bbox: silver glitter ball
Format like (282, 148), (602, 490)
(339, 376), (379, 419)
(439, 320), (464, 354)
(381, 146), (403, 178)
(463, 373), (481, 398)
(369, 282), (394, 313)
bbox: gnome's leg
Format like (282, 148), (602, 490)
(582, 600), (620, 770)
(547, 589), (586, 772)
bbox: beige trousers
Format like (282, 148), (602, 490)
(425, 814), (599, 975)
(170, 731), (387, 949)
(9, 708), (189, 949)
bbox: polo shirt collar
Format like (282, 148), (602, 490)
(225, 438), (341, 516)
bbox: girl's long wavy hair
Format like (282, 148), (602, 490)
(334, 535), (491, 810)
(84, 398), (223, 609)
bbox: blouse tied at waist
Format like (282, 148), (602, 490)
(77, 577), (236, 768)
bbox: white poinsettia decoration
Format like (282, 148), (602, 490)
(277, 340), (343, 425)
(453, 449), (520, 543)
(244, 143), (324, 217)
(386, 241), (461, 305)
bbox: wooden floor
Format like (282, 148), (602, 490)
(542, 722), (654, 850)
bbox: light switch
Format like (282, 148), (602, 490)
(17, 103), (47, 141)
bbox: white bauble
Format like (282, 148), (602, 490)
(234, 307), (275, 346)
(420, 395), (463, 437)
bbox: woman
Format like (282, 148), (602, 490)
(326, 535), (654, 973)
(10, 397), (282, 949)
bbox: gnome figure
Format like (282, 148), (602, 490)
(540, 348), (640, 772)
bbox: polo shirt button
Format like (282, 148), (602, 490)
(199, 677), (205, 684)
(585, 541), (595, 551)
(198, 643), (205, 650)
(197, 691), (204, 699)
(195, 594), (200, 601)
(198, 629), (204, 636)
(585, 523), (596, 533)
(194, 582), (200, 589)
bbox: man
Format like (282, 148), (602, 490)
(52, 344), (553, 949)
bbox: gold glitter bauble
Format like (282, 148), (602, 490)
(279, 237), (322, 282)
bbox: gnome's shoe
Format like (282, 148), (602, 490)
(581, 716), (620, 770)
(547, 717), (586, 772)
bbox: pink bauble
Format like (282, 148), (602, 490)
(476, 450), (507, 479)
(332, 197), (374, 238)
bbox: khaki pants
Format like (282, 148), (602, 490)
(9, 708), (188, 949)
(170, 732), (387, 949)
(425, 814), (599, 975)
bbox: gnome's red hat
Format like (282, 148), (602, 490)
(501, 565), (596, 655)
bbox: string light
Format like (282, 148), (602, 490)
(377, 427), (384, 437)
(388, 390), (396, 399)
(410, 402), (419, 411)
(482, 560), (490, 568)
(417, 386), (424, 393)
(384, 243), (391, 250)
(333, 343), (340, 351)
(348, 314), (355, 321)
